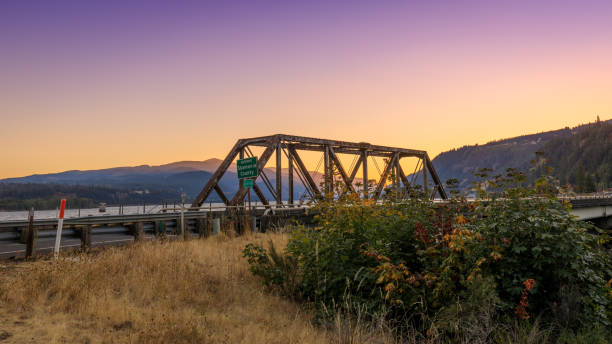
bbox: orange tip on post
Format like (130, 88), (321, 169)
(59, 199), (66, 219)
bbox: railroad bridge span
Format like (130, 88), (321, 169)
(0, 135), (610, 259)
(191, 134), (448, 207)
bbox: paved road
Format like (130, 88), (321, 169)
(0, 223), (179, 259)
(0, 232), (142, 259)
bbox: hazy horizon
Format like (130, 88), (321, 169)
(2, 117), (608, 180)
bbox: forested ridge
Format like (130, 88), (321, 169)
(432, 117), (611, 192)
(541, 118), (611, 192)
(0, 183), (181, 210)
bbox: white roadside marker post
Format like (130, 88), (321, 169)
(53, 199), (66, 260)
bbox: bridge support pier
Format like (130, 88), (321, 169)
(80, 225), (92, 250)
(183, 219), (191, 240)
(18, 227), (26, 244)
(196, 218), (207, 238)
(154, 220), (165, 237)
(176, 216), (183, 238)
(592, 215), (612, 230)
(25, 226), (38, 259)
(131, 222), (144, 241)
(212, 217), (220, 235)
(225, 216), (235, 237)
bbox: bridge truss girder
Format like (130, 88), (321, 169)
(191, 134), (447, 207)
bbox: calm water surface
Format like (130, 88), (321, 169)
(0, 203), (231, 221)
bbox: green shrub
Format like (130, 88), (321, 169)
(243, 168), (611, 341)
(555, 325), (612, 344)
(242, 241), (300, 298)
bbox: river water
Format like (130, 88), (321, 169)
(0, 202), (263, 222)
(0, 205), (170, 221)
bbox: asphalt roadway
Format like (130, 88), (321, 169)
(0, 227), (161, 259)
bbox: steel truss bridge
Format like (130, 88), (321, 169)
(191, 134), (448, 208)
(2, 135), (610, 259)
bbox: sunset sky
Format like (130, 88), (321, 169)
(1, 1), (611, 179)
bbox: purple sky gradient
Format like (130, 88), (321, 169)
(1, 1), (611, 177)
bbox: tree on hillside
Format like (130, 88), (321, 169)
(542, 119), (611, 193)
(584, 173), (596, 193)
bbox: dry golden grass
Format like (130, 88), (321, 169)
(0, 232), (336, 344)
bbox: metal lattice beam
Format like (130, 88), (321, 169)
(328, 146), (356, 194)
(191, 134), (447, 207)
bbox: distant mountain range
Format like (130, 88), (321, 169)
(1, 118), (610, 210)
(2, 159), (220, 199)
(0, 158), (311, 209)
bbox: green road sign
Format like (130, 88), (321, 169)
(243, 179), (254, 188)
(237, 156), (258, 178)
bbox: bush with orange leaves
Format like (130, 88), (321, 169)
(368, 170), (611, 328)
(515, 278), (537, 320)
(245, 169), (612, 336)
